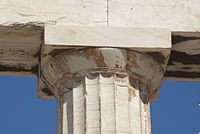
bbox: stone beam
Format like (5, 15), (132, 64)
(0, 0), (200, 31)
(165, 32), (200, 81)
(108, 0), (200, 31)
(0, 0), (107, 26)
(0, 26), (42, 76)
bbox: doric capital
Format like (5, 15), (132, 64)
(37, 25), (171, 102)
(40, 48), (164, 102)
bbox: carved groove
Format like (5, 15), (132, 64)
(57, 73), (151, 134)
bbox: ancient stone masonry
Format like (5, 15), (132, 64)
(1, 0), (200, 133)
(40, 48), (164, 134)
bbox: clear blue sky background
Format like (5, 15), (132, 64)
(0, 76), (199, 134)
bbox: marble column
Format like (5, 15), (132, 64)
(41, 48), (164, 134)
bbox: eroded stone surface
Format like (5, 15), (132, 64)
(40, 48), (164, 101)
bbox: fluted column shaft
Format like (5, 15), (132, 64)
(57, 73), (151, 134)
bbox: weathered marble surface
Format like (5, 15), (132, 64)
(0, 0), (200, 99)
(0, 0), (200, 31)
(57, 74), (151, 134)
(0, 26), (42, 76)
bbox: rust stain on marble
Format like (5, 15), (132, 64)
(115, 63), (123, 69)
(114, 75), (126, 82)
(128, 84), (136, 101)
(101, 72), (113, 77)
(147, 104), (151, 133)
(125, 50), (140, 70)
(84, 48), (98, 58)
(84, 48), (107, 67)
(68, 29), (76, 36)
(115, 64), (120, 68)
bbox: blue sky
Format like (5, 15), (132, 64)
(0, 76), (199, 134)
